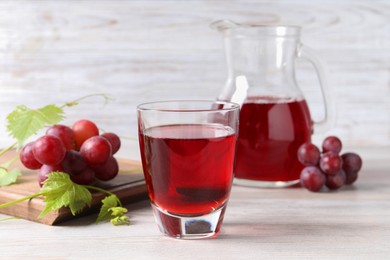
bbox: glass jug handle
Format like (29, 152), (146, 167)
(297, 44), (335, 133)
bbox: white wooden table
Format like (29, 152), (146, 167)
(0, 1), (389, 258)
(0, 146), (389, 259)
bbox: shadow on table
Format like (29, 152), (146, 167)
(57, 200), (151, 227)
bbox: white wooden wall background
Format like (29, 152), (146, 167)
(0, 0), (389, 155)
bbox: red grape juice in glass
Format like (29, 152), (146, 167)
(234, 96), (312, 184)
(139, 124), (236, 235)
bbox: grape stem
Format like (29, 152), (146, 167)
(83, 185), (123, 207)
(61, 93), (114, 109)
(0, 94), (112, 157)
(0, 141), (18, 157)
(0, 192), (43, 209)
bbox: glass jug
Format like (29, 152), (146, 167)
(212, 20), (333, 188)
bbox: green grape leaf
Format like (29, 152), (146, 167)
(109, 207), (128, 217)
(6, 105), (64, 146)
(96, 195), (130, 225)
(96, 195), (119, 223)
(111, 215), (130, 226)
(109, 207), (130, 225)
(38, 172), (92, 218)
(0, 168), (22, 186)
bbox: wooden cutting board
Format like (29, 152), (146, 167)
(0, 150), (148, 225)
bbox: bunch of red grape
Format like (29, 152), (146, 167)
(297, 136), (362, 192)
(19, 119), (121, 186)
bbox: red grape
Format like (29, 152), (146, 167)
(93, 156), (119, 181)
(345, 170), (358, 185)
(101, 132), (121, 154)
(38, 164), (64, 187)
(46, 124), (76, 150)
(61, 150), (87, 176)
(29, 119), (122, 186)
(319, 151), (343, 175)
(322, 136), (342, 154)
(326, 170), (346, 190)
(33, 135), (66, 166)
(80, 136), (112, 165)
(20, 142), (42, 170)
(297, 136), (363, 192)
(341, 152), (362, 173)
(297, 143), (321, 166)
(341, 152), (362, 185)
(70, 167), (95, 185)
(300, 166), (326, 192)
(72, 119), (99, 149)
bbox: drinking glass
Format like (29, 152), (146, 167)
(137, 100), (239, 239)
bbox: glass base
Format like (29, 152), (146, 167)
(233, 177), (300, 188)
(151, 203), (227, 239)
